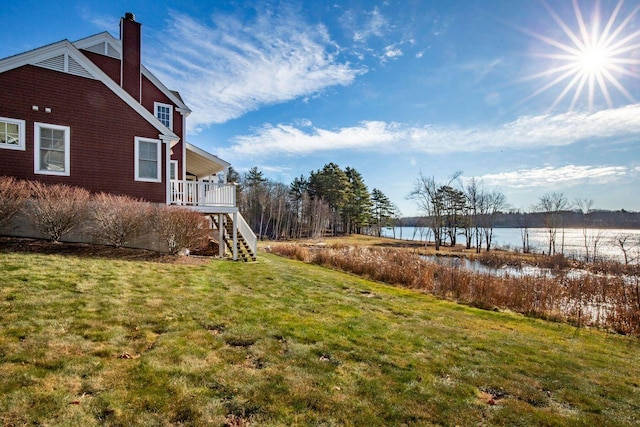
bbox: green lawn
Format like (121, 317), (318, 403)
(1, 249), (639, 426)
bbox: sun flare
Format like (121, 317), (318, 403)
(579, 46), (609, 74)
(519, 0), (640, 112)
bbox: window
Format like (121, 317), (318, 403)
(154, 102), (173, 130)
(34, 122), (70, 176)
(135, 137), (161, 182)
(169, 160), (178, 180)
(0, 117), (25, 151)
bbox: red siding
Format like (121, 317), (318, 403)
(81, 50), (121, 83)
(0, 65), (167, 203)
(142, 74), (185, 179)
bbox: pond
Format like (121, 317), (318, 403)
(420, 254), (580, 279)
(383, 227), (640, 264)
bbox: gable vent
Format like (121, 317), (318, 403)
(85, 42), (106, 55)
(106, 43), (120, 59)
(35, 54), (65, 72)
(68, 56), (93, 78)
(83, 41), (120, 59)
(34, 53), (95, 80)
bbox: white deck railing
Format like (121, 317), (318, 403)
(170, 180), (236, 208)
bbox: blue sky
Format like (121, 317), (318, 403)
(2, 0), (640, 215)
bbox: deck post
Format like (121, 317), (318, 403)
(232, 211), (238, 261)
(218, 214), (225, 258)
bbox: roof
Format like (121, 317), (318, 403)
(186, 142), (231, 177)
(73, 32), (192, 115)
(0, 37), (179, 141)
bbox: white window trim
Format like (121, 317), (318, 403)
(134, 136), (162, 183)
(0, 116), (26, 151)
(34, 122), (70, 176)
(154, 102), (173, 130)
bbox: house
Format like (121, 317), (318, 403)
(0, 12), (255, 260)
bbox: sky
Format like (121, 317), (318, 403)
(2, 0), (640, 215)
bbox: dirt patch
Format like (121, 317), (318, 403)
(0, 236), (212, 265)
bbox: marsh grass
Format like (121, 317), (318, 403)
(1, 247), (640, 425)
(269, 242), (640, 336)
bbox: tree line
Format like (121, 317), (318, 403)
(233, 163), (399, 240)
(409, 175), (639, 262)
(409, 172), (508, 252)
(233, 165), (639, 262)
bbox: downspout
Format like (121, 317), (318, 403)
(165, 141), (171, 205)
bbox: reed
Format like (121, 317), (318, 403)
(270, 243), (640, 335)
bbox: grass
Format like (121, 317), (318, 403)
(1, 245), (640, 426)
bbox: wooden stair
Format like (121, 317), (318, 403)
(211, 214), (256, 261)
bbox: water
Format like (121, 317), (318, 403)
(420, 255), (588, 280)
(382, 227), (640, 264)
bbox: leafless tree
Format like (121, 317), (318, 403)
(575, 198), (595, 261)
(613, 234), (639, 265)
(409, 174), (444, 250)
(480, 190), (507, 252)
(464, 177), (483, 253)
(534, 192), (570, 255)
(518, 211), (532, 253)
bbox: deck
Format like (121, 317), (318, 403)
(169, 180), (256, 260)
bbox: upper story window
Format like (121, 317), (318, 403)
(135, 137), (161, 182)
(154, 102), (173, 130)
(34, 122), (70, 176)
(0, 117), (26, 151)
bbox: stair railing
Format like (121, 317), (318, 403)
(235, 211), (257, 256)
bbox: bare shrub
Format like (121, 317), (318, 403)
(28, 182), (90, 242)
(90, 193), (153, 247)
(0, 176), (31, 231)
(154, 206), (209, 255)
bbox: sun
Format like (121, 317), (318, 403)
(579, 46), (609, 74)
(519, 0), (640, 112)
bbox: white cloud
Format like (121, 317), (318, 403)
(352, 7), (388, 42)
(224, 121), (402, 158)
(475, 165), (629, 188)
(145, 9), (362, 129)
(221, 104), (640, 158)
(383, 45), (403, 59)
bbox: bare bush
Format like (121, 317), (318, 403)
(0, 176), (31, 231)
(90, 193), (153, 247)
(154, 206), (209, 255)
(28, 182), (90, 242)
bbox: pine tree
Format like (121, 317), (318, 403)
(343, 167), (372, 234)
(308, 163), (351, 235)
(371, 188), (393, 237)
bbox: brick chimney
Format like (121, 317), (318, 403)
(120, 12), (141, 102)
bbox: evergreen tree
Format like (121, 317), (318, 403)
(343, 167), (372, 234)
(371, 188), (393, 237)
(243, 167), (267, 238)
(308, 163), (351, 235)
